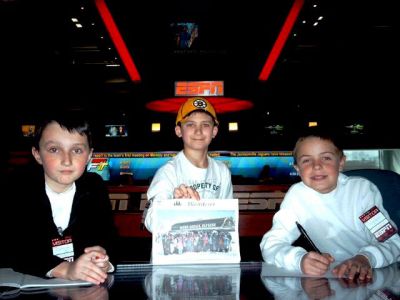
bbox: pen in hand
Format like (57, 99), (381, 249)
(296, 221), (322, 254)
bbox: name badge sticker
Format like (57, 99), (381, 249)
(359, 206), (397, 242)
(52, 236), (74, 262)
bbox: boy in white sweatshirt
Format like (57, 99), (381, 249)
(144, 97), (233, 233)
(260, 129), (400, 280)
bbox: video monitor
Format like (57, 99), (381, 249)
(170, 22), (199, 49)
(21, 125), (35, 137)
(105, 124), (128, 137)
(87, 152), (176, 185)
(264, 124), (285, 136)
(344, 123), (365, 135)
(87, 151), (298, 185)
(211, 151), (298, 184)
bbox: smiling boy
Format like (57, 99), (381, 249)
(144, 97), (233, 233)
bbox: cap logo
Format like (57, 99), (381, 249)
(193, 99), (207, 109)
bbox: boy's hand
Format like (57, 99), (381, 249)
(52, 253), (108, 285)
(332, 255), (372, 281)
(301, 252), (334, 276)
(84, 246), (111, 273)
(51, 246), (110, 285)
(173, 184), (200, 200)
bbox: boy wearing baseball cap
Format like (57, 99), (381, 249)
(143, 97), (233, 233)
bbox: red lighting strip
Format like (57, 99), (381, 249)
(94, 0), (141, 82)
(258, 0), (304, 81)
(146, 97), (254, 114)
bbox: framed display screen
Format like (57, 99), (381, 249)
(87, 151), (298, 185)
(105, 125), (128, 137)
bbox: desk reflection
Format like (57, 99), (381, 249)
(0, 276), (113, 300)
(261, 263), (400, 300)
(144, 264), (241, 299)
(48, 275), (113, 300)
(49, 285), (109, 300)
(4, 263), (398, 299)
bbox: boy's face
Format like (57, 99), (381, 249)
(175, 111), (218, 151)
(294, 137), (345, 194)
(32, 121), (93, 193)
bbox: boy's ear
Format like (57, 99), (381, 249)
(175, 125), (182, 138)
(31, 147), (43, 165)
(86, 148), (94, 164)
(212, 125), (218, 138)
(339, 155), (346, 171)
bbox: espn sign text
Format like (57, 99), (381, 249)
(175, 81), (224, 96)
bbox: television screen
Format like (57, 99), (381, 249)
(21, 125), (35, 137)
(105, 125), (128, 137)
(212, 151), (297, 184)
(170, 22), (199, 49)
(87, 151), (298, 185)
(87, 152), (176, 184)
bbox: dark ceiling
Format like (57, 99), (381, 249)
(1, 0), (398, 151)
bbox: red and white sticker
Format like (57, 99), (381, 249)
(359, 206), (397, 242)
(52, 236), (74, 262)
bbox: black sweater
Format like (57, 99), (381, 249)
(1, 168), (118, 277)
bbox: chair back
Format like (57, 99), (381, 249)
(343, 169), (400, 229)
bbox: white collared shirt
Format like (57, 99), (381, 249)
(46, 182), (76, 233)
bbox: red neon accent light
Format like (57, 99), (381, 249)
(258, 0), (304, 81)
(94, 0), (141, 82)
(146, 97), (254, 114)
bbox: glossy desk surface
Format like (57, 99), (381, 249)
(2, 262), (399, 299)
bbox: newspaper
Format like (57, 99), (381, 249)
(151, 198), (241, 265)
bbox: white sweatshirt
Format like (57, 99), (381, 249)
(144, 150), (233, 232)
(260, 173), (400, 272)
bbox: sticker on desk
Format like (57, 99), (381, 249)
(359, 206), (397, 242)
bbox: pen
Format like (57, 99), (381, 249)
(295, 221), (322, 254)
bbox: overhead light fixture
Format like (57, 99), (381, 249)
(229, 122), (238, 132)
(308, 121), (318, 127)
(152, 123), (161, 132)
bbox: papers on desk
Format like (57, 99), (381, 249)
(151, 198), (241, 265)
(144, 264), (241, 300)
(0, 268), (92, 298)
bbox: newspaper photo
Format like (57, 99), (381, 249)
(151, 199), (241, 265)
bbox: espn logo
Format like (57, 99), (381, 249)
(175, 81), (224, 96)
